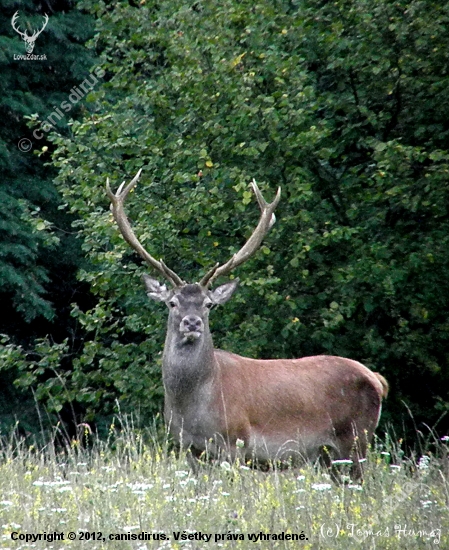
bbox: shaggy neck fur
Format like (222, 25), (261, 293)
(162, 308), (215, 403)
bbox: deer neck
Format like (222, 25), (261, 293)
(162, 320), (216, 402)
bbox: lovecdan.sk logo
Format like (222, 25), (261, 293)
(11, 11), (48, 54)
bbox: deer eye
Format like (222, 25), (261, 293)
(205, 301), (214, 309)
(168, 300), (177, 309)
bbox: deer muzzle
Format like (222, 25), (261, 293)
(180, 315), (204, 343)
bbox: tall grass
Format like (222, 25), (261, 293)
(1, 419), (448, 549)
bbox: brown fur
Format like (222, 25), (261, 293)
(374, 372), (389, 398)
(208, 351), (386, 469)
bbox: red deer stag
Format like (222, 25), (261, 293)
(106, 170), (388, 476)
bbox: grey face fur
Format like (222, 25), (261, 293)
(142, 275), (239, 346)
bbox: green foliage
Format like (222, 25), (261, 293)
(0, 192), (57, 321)
(3, 0), (449, 434)
(0, 0), (98, 431)
(0, 0), (95, 325)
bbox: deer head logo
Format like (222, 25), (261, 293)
(11, 11), (48, 54)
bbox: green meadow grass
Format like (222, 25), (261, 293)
(0, 421), (448, 549)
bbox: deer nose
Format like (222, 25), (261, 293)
(180, 315), (204, 333)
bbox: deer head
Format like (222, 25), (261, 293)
(12, 11), (49, 54)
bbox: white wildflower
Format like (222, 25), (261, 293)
(311, 483), (332, 491)
(220, 461), (231, 471)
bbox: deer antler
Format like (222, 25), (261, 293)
(106, 169), (185, 288)
(32, 14), (49, 39)
(11, 12), (27, 39)
(11, 12), (48, 40)
(199, 180), (281, 288)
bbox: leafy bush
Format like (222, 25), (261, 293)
(3, 0), (449, 435)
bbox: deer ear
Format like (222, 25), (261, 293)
(209, 279), (239, 305)
(142, 274), (171, 302)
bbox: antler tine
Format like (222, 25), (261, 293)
(200, 180), (281, 288)
(11, 12), (26, 38)
(106, 168), (141, 203)
(106, 170), (185, 288)
(32, 13), (48, 38)
(250, 178), (281, 229)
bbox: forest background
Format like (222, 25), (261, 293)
(1, 0), (448, 446)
